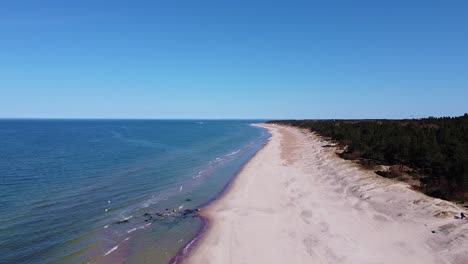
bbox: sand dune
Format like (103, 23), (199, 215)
(186, 124), (468, 264)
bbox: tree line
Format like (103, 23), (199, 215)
(268, 114), (468, 202)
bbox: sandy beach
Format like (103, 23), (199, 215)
(186, 124), (468, 264)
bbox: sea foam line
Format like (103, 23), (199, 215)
(103, 245), (119, 256)
(226, 149), (241, 156)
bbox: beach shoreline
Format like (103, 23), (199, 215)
(169, 124), (271, 264)
(184, 124), (468, 264)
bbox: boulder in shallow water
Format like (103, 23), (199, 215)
(183, 209), (194, 215)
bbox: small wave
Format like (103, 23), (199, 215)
(124, 237), (130, 241)
(103, 225), (109, 229)
(117, 215), (133, 222)
(209, 157), (224, 164)
(140, 195), (166, 208)
(193, 170), (206, 179)
(226, 149), (241, 156)
(127, 228), (137, 234)
(103, 245), (119, 256)
(183, 235), (199, 255)
(127, 224), (148, 234)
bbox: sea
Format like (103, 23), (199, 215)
(0, 119), (269, 264)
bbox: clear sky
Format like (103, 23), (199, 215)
(1, 0), (467, 119)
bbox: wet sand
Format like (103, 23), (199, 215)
(186, 124), (468, 264)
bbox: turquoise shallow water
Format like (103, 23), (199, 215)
(0, 120), (269, 264)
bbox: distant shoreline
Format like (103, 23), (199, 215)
(184, 124), (468, 264)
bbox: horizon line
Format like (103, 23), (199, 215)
(0, 113), (466, 121)
(0, 117), (272, 121)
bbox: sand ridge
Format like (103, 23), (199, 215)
(186, 124), (468, 264)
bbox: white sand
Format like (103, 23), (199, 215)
(186, 124), (468, 264)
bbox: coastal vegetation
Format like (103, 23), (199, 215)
(268, 114), (468, 202)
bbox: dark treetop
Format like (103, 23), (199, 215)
(268, 114), (468, 202)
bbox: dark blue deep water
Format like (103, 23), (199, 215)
(0, 120), (269, 264)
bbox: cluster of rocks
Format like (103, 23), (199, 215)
(114, 207), (201, 225)
(113, 197), (200, 225)
(143, 208), (201, 222)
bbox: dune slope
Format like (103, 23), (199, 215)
(187, 124), (468, 264)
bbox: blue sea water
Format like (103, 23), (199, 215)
(0, 120), (269, 264)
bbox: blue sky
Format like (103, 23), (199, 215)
(1, 0), (467, 119)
